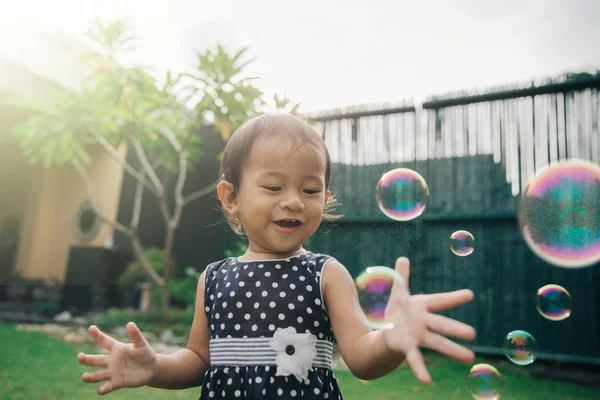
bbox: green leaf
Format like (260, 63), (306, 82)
(5, 96), (50, 113)
(73, 144), (92, 166)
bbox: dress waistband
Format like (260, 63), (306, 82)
(209, 337), (333, 369)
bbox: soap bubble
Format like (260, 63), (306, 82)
(376, 168), (429, 221)
(503, 330), (539, 365)
(535, 284), (572, 321)
(355, 266), (405, 329)
(519, 159), (600, 268)
(466, 363), (504, 400)
(450, 230), (475, 256)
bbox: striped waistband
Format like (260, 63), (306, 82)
(209, 337), (333, 369)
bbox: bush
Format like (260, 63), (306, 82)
(168, 267), (200, 308)
(224, 240), (247, 258)
(118, 247), (201, 310)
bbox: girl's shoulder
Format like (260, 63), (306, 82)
(292, 252), (338, 275)
(302, 251), (336, 265)
(203, 257), (237, 284)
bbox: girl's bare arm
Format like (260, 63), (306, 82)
(149, 271), (211, 389)
(323, 260), (406, 380)
(323, 258), (476, 382)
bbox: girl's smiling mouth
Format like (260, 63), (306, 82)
(273, 219), (303, 232)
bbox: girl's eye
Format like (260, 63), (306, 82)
(303, 189), (321, 194)
(263, 186), (281, 192)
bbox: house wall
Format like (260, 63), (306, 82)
(11, 145), (127, 281)
(0, 138), (35, 282)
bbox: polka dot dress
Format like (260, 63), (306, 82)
(199, 252), (343, 399)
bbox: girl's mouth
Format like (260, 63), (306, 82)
(274, 219), (302, 232)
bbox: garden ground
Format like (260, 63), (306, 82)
(1, 322), (599, 400)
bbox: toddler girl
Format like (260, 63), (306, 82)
(78, 113), (476, 399)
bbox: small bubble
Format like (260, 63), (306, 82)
(450, 230), (475, 256)
(503, 330), (539, 365)
(355, 266), (404, 329)
(536, 284), (572, 321)
(466, 363), (504, 400)
(376, 168), (429, 221)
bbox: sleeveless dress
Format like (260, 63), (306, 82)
(199, 252), (344, 399)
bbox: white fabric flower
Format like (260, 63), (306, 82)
(269, 327), (317, 383)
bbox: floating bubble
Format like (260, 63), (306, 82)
(376, 168), (429, 221)
(355, 266), (405, 329)
(503, 330), (539, 365)
(466, 363), (504, 400)
(535, 284), (572, 321)
(518, 159), (600, 268)
(451, 230), (475, 256)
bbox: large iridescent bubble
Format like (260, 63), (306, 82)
(376, 168), (430, 221)
(518, 159), (600, 268)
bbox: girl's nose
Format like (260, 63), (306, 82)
(280, 196), (305, 211)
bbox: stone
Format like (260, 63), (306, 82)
(159, 328), (175, 343)
(53, 311), (72, 322)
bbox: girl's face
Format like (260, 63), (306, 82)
(228, 135), (330, 259)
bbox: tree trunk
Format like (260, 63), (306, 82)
(139, 282), (153, 312)
(159, 221), (177, 318)
(159, 282), (170, 317)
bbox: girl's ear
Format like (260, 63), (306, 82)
(217, 181), (237, 213)
(324, 190), (331, 205)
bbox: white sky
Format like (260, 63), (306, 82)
(2, 0), (599, 112)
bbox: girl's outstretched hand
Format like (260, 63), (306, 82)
(77, 322), (159, 395)
(382, 257), (476, 385)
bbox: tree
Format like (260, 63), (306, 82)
(185, 45), (265, 141)
(8, 19), (262, 313)
(273, 93), (301, 115)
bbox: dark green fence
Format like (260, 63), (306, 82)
(304, 157), (600, 365)
(300, 75), (600, 364)
(217, 75), (600, 364)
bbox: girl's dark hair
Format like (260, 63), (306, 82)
(219, 113), (341, 235)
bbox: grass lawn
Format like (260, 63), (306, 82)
(1, 321), (598, 400)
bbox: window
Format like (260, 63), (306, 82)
(74, 201), (100, 242)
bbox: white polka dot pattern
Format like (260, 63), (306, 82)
(199, 252), (343, 399)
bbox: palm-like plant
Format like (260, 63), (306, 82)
(185, 45), (265, 140)
(273, 93), (301, 115)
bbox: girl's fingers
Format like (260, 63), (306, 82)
(423, 332), (476, 364)
(427, 313), (476, 341)
(89, 325), (117, 351)
(77, 352), (108, 368)
(394, 257), (411, 287)
(385, 258), (411, 318)
(126, 321), (149, 348)
(98, 381), (115, 396)
(405, 347), (432, 385)
(416, 289), (474, 312)
(82, 369), (110, 384)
